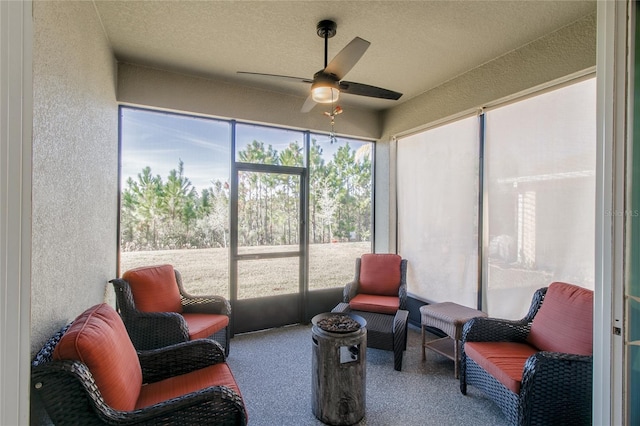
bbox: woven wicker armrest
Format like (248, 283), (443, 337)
(522, 351), (593, 390)
(462, 317), (531, 343)
(522, 287), (548, 323)
(520, 351), (593, 425)
(124, 311), (190, 350)
(131, 385), (247, 426)
(114, 385), (246, 425)
(32, 359), (125, 425)
(139, 339), (226, 383)
(398, 283), (407, 310)
(174, 270), (231, 315)
(393, 309), (409, 335)
(343, 281), (358, 302)
(181, 294), (231, 315)
(398, 259), (408, 309)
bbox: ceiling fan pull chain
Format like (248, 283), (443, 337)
(330, 115), (337, 145)
(329, 100), (339, 144)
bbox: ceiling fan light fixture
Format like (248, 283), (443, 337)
(311, 81), (340, 103)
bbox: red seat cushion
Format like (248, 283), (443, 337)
(53, 303), (142, 411)
(183, 313), (230, 340)
(464, 341), (538, 394)
(358, 254), (402, 296)
(527, 282), (593, 355)
(135, 362), (247, 420)
(123, 264), (183, 313)
(349, 293), (400, 315)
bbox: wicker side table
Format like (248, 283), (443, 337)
(420, 302), (487, 378)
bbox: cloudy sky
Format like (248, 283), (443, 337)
(121, 108), (230, 191)
(120, 108), (364, 194)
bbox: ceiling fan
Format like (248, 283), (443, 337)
(238, 19), (403, 112)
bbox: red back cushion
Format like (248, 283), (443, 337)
(527, 282), (593, 355)
(358, 254), (402, 296)
(53, 303), (142, 411)
(123, 264), (183, 313)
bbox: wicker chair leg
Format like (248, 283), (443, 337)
(460, 354), (467, 394)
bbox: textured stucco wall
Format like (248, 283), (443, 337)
(31, 1), (118, 353)
(374, 12), (597, 253)
(117, 63), (382, 140)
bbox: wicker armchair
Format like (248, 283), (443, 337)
(460, 282), (593, 426)
(343, 254), (408, 311)
(31, 303), (247, 426)
(334, 253), (409, 371)
(110, 264), (231, 355)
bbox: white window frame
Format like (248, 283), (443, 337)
(0, 1), (33, 424)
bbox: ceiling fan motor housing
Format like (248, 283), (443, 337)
(316, 20), (337, 39)
(313, 70), (339, 85)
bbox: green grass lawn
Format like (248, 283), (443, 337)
(120, 241), (372, 298)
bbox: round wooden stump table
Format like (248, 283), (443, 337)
(311, 313), (367, 426)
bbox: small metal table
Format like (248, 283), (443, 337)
(420, 302), (487, 378)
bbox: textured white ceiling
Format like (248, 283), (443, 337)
(94, 0), (596, 111)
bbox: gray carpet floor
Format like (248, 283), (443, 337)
(226, 323), (510, 426)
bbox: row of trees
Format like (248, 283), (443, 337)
(120, 139), (372, 251)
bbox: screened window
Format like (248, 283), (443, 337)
(119, 108), (231, 296)
(485, 78), (596, 318)
(396, 77), (596, 318)
(234, 124), (305, 256)
(119, 108), (373, 298)
(308, 133), (373, 290)
(397, 116), (479, 306)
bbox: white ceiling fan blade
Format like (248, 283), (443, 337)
(301, 95), (317, 113)
(324, 37), (370, 80)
